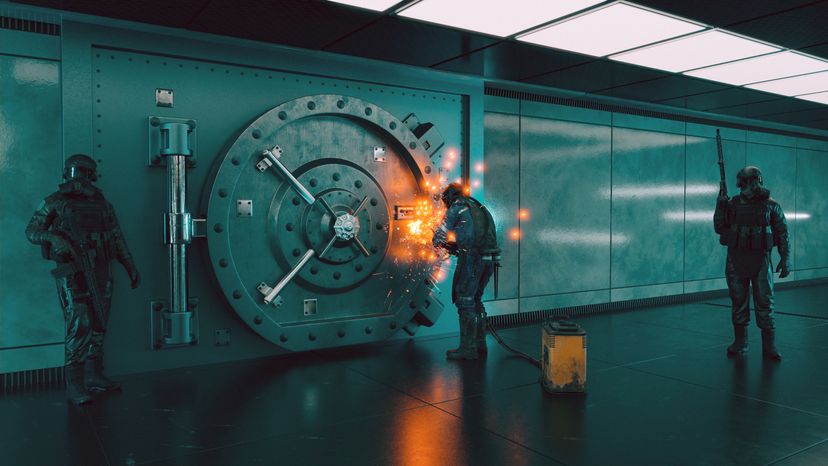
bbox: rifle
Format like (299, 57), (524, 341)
(69, 241), (106, 325)
(716, 129), (727, 201)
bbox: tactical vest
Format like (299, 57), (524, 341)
(52, 197), (114, 262)
(721, 199), (774, 251)
(466, 197), (501, 255)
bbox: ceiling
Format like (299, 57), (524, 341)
(12, 0), (828, 131)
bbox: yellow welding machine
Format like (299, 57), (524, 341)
(541, 319), (587, 394)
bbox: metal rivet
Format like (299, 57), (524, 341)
(425, 166), (432, 174)
(338, 330), (346, 338)
(252, 129), (261, 139)
(286, 223), (294, 232)
(376, 223), (383, 230)
(309, 178), (318, 187)
(292, 197), (300, 206)
(370, 198), (378, 206)
(365, 326), (373, 334)
(214, 223), (224, 233)
(254, 315), (263, 325)
(232, 290), (242, 299)
(308, 333), (316, 341)
(310, 267), (319, 275)
(370, 246), (378, 253)
(280, 334), (288, 342)
(333, 272), (341, 280)
(389, 322), (397, 330)
(333, 173), (341, 181)
(337, 100), (345, 109)
(292, 248), (301, 257)
(355, 264), (363, 272)
(231, 157), (240, 166)
(150, 117), (161, 127)
(307, 101), (316, 110)
(409, 301), (417, 309)
(278, 111), (287, 120)
(409, 142), (417, 149)
(354, 180), (363, 188)
(389, 122), (397, 130)
(364, 107), (372, 116)
(218, 189), (227, 198)
(219, 259), (228, 268)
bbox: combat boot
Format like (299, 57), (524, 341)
(476, 312), (488, 357)
(727, 326), (748, 355)
(446, 312), (479, 360)
(86, 357), (122, 392)
(66, 363), (92, 405)
(761, 329), (782, 361)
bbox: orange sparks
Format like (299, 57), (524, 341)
(518, 209), (529, 220)
(475, 162), (484, 173)
(447, 231), (456, 242)
(472, 179), (480, 188)
(447, 150), (457, 160)
(510, 228), (521, 240)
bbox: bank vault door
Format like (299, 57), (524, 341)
(205, 95), (453, 351)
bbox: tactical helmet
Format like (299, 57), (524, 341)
(63, 154), (98, 182)
(440, 182), (464, 208)
(736, 166), (762, 189)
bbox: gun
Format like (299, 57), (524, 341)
(69, 242), (106, 325)
(716, 129), (727, 201)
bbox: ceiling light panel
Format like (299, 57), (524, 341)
(518, 2), (704, 57)
(327, 0), (401, 12)
(398, 0), (605, 38)
(685, 51), (828, 85)
(796, 92), (828, 105)
(747, 71), (828, 96)
(611, 30), (780, 73)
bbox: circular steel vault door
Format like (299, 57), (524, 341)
(205, 95), (445, 351)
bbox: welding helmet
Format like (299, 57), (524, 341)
(440, 182), (464, 208)
(63, 154), (98, 182)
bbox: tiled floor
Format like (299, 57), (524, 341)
(3, 284), (828, 465)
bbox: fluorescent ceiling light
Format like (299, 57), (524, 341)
(796, 92), (828, 105)
(686, 51), (828, 85)
(611, 30), (779, 72)
(747, 71), (828, 96)
(398, 0), (604, 38)
(518, 2), (704, 57)
(327, 0), (401, 12)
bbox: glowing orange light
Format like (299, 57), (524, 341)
(510, 228), (521, 240)
(446, 232), (456, 242)
(518, 209), (529, 220)
(448, 150), (457, 160)
(472, 179), (480, 188)
(444, 162), (453, 170)
(475, 162), (484, 173)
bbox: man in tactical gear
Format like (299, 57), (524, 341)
(714, 166), (790, 361)
(432, 183), (501, 360)
(26, 154), (140, 405)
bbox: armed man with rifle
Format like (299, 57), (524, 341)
(713, 131), (790, 361)
(26, 154), (140, 405)
(432, 183), (501, 361)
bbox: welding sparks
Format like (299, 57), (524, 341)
(510, 228), (521, 240)
(518, 209), (529, 220)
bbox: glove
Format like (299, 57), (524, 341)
(50, 236), (74, 258)
(128, 267), (141, 289)
(775, 258), (790, 278)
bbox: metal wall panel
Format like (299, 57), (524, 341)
(483, 112), (520, 301)
(0, 54), (62, 370)
(90, 48), (465, 374)
(684, 133), (746, 282)
(519, 117), (612, 297)
(610, 127), (686, 288)
(795, 148), (828, 270)
(746, 142), (797, 282)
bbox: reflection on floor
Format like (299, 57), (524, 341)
(3, 284), (828, 465)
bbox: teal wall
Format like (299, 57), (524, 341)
(484, 95), (828, 315)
